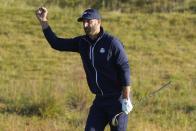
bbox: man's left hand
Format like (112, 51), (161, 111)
(121, 98), (133, 114)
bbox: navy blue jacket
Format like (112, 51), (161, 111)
(43, 26), (131, 96)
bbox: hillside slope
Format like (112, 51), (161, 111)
(0, 3), (195, 131)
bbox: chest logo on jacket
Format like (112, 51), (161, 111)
(100, 48), (105, 54)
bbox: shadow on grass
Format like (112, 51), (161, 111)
(172, 102), (196, 115)
(0, 97), (56, 117)
(183, 105), (196, 114)
(0, 97), (42, 117)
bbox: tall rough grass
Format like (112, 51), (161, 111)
(1, 0), (196, 13)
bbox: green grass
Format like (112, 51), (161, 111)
(0, 1), (195, 131)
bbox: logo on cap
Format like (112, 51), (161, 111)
(77, 8), (101, 22)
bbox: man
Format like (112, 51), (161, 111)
(35, 7), (133, 131)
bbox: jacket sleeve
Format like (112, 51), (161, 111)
(112, 38), (131, 87)
(43, 26), (80, 52)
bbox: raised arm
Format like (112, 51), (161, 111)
(35, 7), (79, 52)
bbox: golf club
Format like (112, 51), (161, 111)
(111, 81), (172, 126)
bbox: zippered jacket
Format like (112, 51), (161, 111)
(43, 26), (131, 96)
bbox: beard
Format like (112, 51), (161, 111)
(84, 25), (97, 36)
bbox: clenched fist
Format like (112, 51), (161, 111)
(35, 7), (48, 29)
(35, 7), (48, 22)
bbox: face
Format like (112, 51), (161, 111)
(83, 19), (101, 36)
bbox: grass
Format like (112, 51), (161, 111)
(0, 1), (195, 131)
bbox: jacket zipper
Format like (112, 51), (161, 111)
(83, 37), (104, 95)
(89, 46), (92, 60)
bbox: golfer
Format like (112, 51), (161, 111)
(36, 7), (133, 131)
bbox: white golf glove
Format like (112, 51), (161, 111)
(120, 98), (133, 114)
(121, 99), (133, 114)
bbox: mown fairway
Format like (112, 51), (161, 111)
(0, 1), (195, 131)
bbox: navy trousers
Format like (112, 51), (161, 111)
(85, 95), (128, 131)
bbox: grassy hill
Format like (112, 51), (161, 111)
(0, 1), (195, 131)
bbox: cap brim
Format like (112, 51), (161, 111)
(77, 17), (92, 22)
(77, 17), (83, 22)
